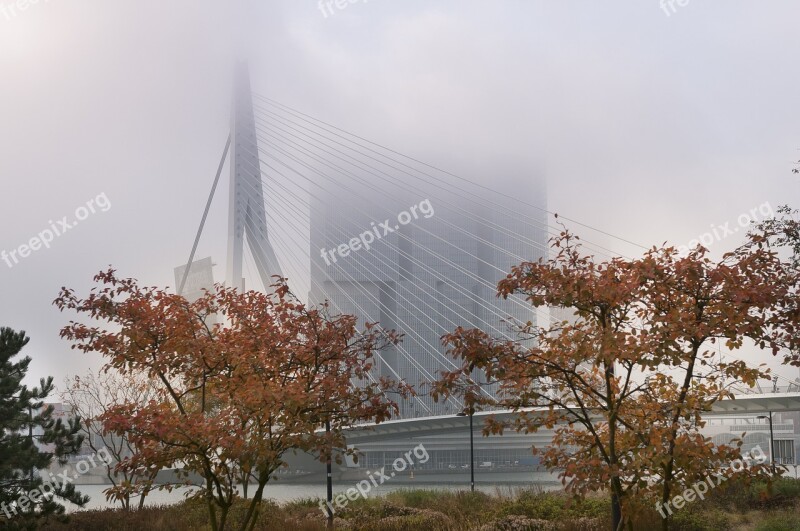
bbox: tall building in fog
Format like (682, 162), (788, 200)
(309, 176), (548, 419)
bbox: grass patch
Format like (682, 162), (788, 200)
(32, 480), (800, 530)
(496, 489), (610, 521)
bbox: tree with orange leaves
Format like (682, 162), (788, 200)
(54, 270), (410, 531)
(433, 229), (799, 530)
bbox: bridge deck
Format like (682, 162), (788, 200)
(344, 393), (800, 443)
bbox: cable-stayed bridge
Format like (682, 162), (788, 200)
(175, 65), (800, 471)
(179, 65), (558, 420)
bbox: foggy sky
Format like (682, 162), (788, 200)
(1, 0), (799, 389)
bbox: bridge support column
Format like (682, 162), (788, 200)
(226, 63), (282, 291)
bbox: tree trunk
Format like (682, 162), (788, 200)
(659, 480), (671, 531)
(240, 476), (269, 531)
(208, 497), (219, 531)
(611, 492), (622, 531)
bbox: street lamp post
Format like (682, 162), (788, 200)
(325, 420), (333, 530)
(757, 412), (776, 474)
(457, 408), (475, 492)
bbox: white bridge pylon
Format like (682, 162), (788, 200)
(226, 64), (282, 291)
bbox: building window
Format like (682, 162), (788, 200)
(773, 439), (795, 465)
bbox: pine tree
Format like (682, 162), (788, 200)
(0, 328), (87, 529)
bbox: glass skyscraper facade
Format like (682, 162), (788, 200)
(309, 177), (548, 419)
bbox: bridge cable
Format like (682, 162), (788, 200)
(252, 94), (648, 253)
(251, 103), (622, 261)
(234, 170), (453, 413)
(234, 154), (498, 408)
(242, 138), (554, 330)
(178, 134), (231, 295)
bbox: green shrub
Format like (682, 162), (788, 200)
(496, 490), (609, 521)
(772, 477), (800, 499)
(753, 512), (800, 531)
(356, 509), (453, 531)
(34, 485), (800, 531)
(385, 489), (444, 507)
(669, 506), (732, 531)
(284, 496), (323, 509)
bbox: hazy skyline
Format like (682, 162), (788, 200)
(1, 1), (799, 387)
